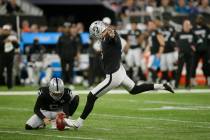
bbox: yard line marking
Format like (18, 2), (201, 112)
(0, 130), (103, 140)
(0, 89), (210, 95)
(137, 106), (210, 111)
(91, 113), (210, 125)
(145, 100), (208, 106)
(0, 106), (210, 125)
(0, 107), (31, 112)
(145, 100), (210, 108)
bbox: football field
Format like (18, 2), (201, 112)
(0, 91), (210, 140)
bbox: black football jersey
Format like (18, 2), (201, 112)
(149, 30), (161, 55)
(160, 26), (176, 53)
(193, 25), (208, 51)
(34, 87), (72, 119)
(127, 29), (141, 49)
(206, 27), (210, 46)
(101, 31), (122, 74)
(175, 30), (197, 54)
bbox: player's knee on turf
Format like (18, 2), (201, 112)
(25, 124), (34, 130)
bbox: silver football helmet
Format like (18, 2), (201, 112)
(49, 78), (64, 100)
(89, 20), (108, 40)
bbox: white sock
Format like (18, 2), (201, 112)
(64, 118), (73, 127)
(154, 84), (165, 90)
(51, 120), (56, 129)
(77, 117), (84, 124)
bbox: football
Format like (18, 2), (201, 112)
(56, 112), (66, 131)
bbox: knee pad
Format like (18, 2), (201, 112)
(25, 124), (33, 130)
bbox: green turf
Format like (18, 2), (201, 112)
(0, 93), (210, 140)
(0, 85), (86, 91)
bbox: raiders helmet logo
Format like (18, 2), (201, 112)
(93, 26), (99, 34)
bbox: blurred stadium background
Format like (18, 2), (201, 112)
(0, 0), (210, 90)
(1, 0), (210, 139)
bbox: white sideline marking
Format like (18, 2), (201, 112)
(0, 89), (210, 95)
(0, 130), (103, 140)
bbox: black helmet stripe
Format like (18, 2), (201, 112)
(55, 78), (59, 91)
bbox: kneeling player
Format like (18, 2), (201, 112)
(25, 78), (79, 130)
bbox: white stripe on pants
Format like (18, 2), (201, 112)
(91, 64), (135, 97)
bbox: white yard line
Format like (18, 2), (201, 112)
(91, 113), (210, 125)
(0, 130), (103, 140)
(0, 89), (210, 95)
(137, 106), (210, 111)
(144, 100), (210, 107)
(0, 106), (209, 126)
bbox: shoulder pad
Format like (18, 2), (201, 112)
(64, 88), (72, 95)
(38, 89), (42, 96)
(38, 87), (49, 96)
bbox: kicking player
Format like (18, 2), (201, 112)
(65, 21), (174, 129)
(25, 78), (79, 130)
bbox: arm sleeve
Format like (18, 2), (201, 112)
(12, 41), (19, 49)
(56, 36), (62, 56)
(62, 89), (75, 117)
(34, 95), (46, 120)
(63, 102), (70, 117)
(175, 33), (180, 48)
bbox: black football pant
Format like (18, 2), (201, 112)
(192, 50), (209, 79)
(175, 53), (193, 88)
(0, 55), (14, 89)
(61, 59), (74, 84)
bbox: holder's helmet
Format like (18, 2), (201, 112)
(49, 78), (64, 100)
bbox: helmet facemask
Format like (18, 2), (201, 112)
(49, 91), (64, 101)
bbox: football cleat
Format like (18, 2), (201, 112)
(163, 83), (174, 93)
(64, 118), (83, 129)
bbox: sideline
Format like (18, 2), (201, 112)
(0, 89), (210, 95)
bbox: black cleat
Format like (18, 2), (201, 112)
(163, 83), (174, 93)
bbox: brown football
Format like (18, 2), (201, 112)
(56, 112), (65, 131)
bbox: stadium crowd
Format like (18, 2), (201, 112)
(0, 0), (210, 89)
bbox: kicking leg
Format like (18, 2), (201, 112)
(121, 74), (174, 94)
(65, 73), (118, 128)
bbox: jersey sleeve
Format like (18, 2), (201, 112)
(62, 88), (72, 117)
(34, 90), (46, 120)
(63, 102), (70, 117)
